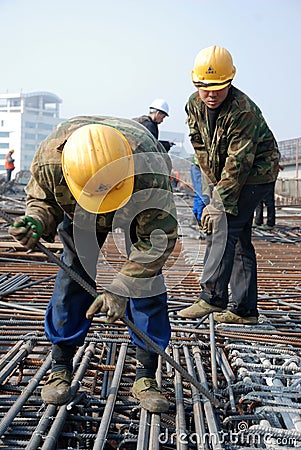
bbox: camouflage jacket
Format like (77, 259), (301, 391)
(186, 86), (280, 215)
(25, 116), (178, 290)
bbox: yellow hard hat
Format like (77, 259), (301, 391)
(62, 124), (134, 214)
(10, 149), (14, 153)
(191, 45), (236, 91)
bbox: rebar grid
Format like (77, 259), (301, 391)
(0, 198), (300, 448)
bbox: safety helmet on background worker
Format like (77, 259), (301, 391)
(10, 149), (14, 153)
(149, 99), (169, 116)
(191, 45), (236, 91)
(62, 124), (134, 214)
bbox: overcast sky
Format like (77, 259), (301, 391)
(1, 0), (300, 151)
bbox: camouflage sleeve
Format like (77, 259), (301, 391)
(213, 110), (259, 215)
(25, 161), (64, 242)
(108, 178), (178, 298)
(186, 97), (218, 185)
(186, 99), (204, 151)
(124, 205), (177, 276)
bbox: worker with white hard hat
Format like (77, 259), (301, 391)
(133, 98), (175, 152)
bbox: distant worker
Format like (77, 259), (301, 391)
(5, 149), (15, 182)
(254, 165), (284, 230)
(179, 45), (280, 325)
(254, 187), (276, 230)
(133, 99), (175, 152)
(170, 169), (180, 191)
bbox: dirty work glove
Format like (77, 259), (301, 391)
(192, 194), (206, 222)
(8, 215), (43, 250)
(86, 291), (128, 324)
(200, 205), (221, 235)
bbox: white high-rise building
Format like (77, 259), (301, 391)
(0, 91), (62, 179)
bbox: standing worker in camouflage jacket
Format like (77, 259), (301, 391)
(179, 46), (280, 324)
(9, 116), (178, 412)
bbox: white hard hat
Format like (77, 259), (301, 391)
(149, 98), (169, 116)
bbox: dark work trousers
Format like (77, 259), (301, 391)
(6, 169), (14, 182)
(254, 182), (276, 227)
(45, 215), (171, 353)
(200, 183), (275, 318)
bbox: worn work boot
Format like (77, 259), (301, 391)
(178, 299), (223, 319)
(258, 224), (274, 231)
(213, 311), (258, 325)
(41, 370), (72, 405)
(132, 377), (169, 413)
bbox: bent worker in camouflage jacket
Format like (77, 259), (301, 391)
(179, 45), (280, 325)
(9, 116), (178, 412)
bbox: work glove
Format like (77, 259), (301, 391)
(8, 215), (43, 250)
(86, 291), (128, 324)
(192, 194), (206, 222)
(200, 205), (221, 235)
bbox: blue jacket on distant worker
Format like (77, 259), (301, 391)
(190, 154), (209, 222)
(9, 116), (178, 413)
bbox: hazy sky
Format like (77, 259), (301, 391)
(1, 0), (300, 151)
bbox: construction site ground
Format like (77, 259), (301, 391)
(0, 191), (300, 450)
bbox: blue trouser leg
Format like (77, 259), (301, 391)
(124, 223), (171, 353)
(126, 288), (171, 354)
(200, 183), (274, 317)
(44, 215), (107, 346)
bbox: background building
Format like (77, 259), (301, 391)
(276, 137), (301, 202)
(0, 91), (62, 178)
(278, 137), (301, 179)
